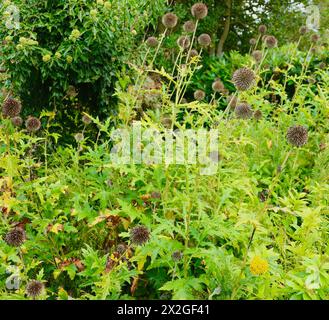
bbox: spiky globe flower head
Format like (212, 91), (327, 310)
(172, 250), (183, 262)
(253, 110), (262, 120)
(249, 38), (256, 46)
(188, 49), (199, 60)
(74, 133), (84, 142)
(286, 125), (308, 147)
(311, 34), (320, 43)
(162, 13), (178, 29)
(146, 36), (158, 48)
(191, 3), (208, 20)
(25, 117), (41, 132)
(212, 79), (225, 92)
(82, 114), (92, 125)
(2, 97), (22, 118)
(252, 50), (262, 63)
(11, 116), (23, 127)
(4, 227), (26, 247)
(235, 102), (253, 119)
(250, 256), (269, 275)
(194, 89), (206, 101)
(319, 62), (326, 70)
(232, 67), (255, 91)
(227, 95), (238, 109)
(130, 225), (150, 245)
(258, 24), (267, 34)
(264, 35), (278, 48)
(177, 35), (190, 49)
(299, 26), (308, 35)
(198, 33), (211, 47)
(183, 20), (196, 33)
(26, 280), (44, 298)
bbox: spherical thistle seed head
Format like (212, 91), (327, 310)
(74, 132), (84, 142)
(286, 125), (308, 147)
(212, 79), (225, 92)
(191, 3), (208, 20)
(250, 256), (269, 275)
(311, 34), (320, 43)
(188, 49), (199, 60)
(265, 35), (278, 48)
(183, 20), (196, 33)
(258, 24), (267, 34)
(25, 117), (41, 132)
(319, 62), (326, 70)
(26, 280), (44, 298)
(253, 109), (262, 120)
(177, 35), (190, 49)
(5, 228), (26, 247)
(235, 102), (253, 119)
(82, 114), (92, 125)
(299, 26), (308, 35)
(249, 38), (257, 46)
(130, 225), (150, 245)
(232, 67), (256, 91)
(2, 97), (22, 118)
(252, 50), (263, 63)
(172, 250), (183, 262)
(11, 116), (23, 127)
(198, 33), (211, 47)
(227, 95), (238, 110)
(162, 13), (178, 29)
(146, 36), (158, 48)
(194, 89), (206, 101)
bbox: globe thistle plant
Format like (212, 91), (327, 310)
(2, 97), (22, 118)
(25, 117), (41, 132)
(172, 250), (183, 262)
(253, 110), (262, 120)
(249, 38), (256, 46)
(162, 13), (178, 29)
(232, 67), (255, 91)
(130, 225), (150, 245)
(311, 34), (320, 43)
(212, 79), (225, 93)
(194, 89), (206, 101)
(258, 24), (267, 34)
(265, 35), (278, 48)
(188, 49), (199, 60)
(286, 125), (308, 147)
(177, 35), (190, 49)
(191, 3), (208, 20)
(11, 116), (23, 127)
(5, 227), (26, 247)
(82, 114), (92, 125)
(252, 50), (262, 63)
(235, 102), (253, 119)
(198, 33), (211, 47)
(299, 26), (308, 35)
(146, 36), (159, 48)
(26, 280), (44, 298)
(227, 95), (238, 110)
(183, 20), (196, 33)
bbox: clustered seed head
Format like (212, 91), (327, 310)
(130, 225), (150, 245)
(249, 38), (256, 46)
(198, 33), (211, 47)
(188, 49), (199, 60)
(253, 110), (262, 120)
(146, 36), (158, 48)
(319, 62), (326, 70)
(194, 89), (206, 101)
(235, 102), (253, 119)
(227, 95), (238, 109)
(311, 34), (320, 43)
(191, 3), (208, 20)
(116, 243), (127, 254)
(212, 79), (225, 92)
(2, 97), (22, 118)
(162, 13), (178, 29)
(258, 24), (267, 34)
(172, 250), (183, 262)
(183, 20), (196, 33)
(26, 280), (44, 298)
(286, 125), (308, 147)
(74, 133), (84, 142)
(177, 35), (191, 49)
(5, 227), (26, 247)
(250, 256), (269, 275)
(232, 67), (255, 91)
(11, 116), (23, 127)
(264, 35), (278, 48)
(25, 117), (41, 132)
(299, 26), (308, 35)
(252, 50), (262, 63)
(82, 114), (92, 125)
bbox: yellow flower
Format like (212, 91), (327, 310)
(5, 36), (12, 42)
(66, 55), (73, 64)
(70, 29), (81, 41)
(55, 52), (62, 59)
(16, 44), (24, 50)
(19, 37), (28, 45)
(250, 256), (269, 275)
(42, 54), (51, 63)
